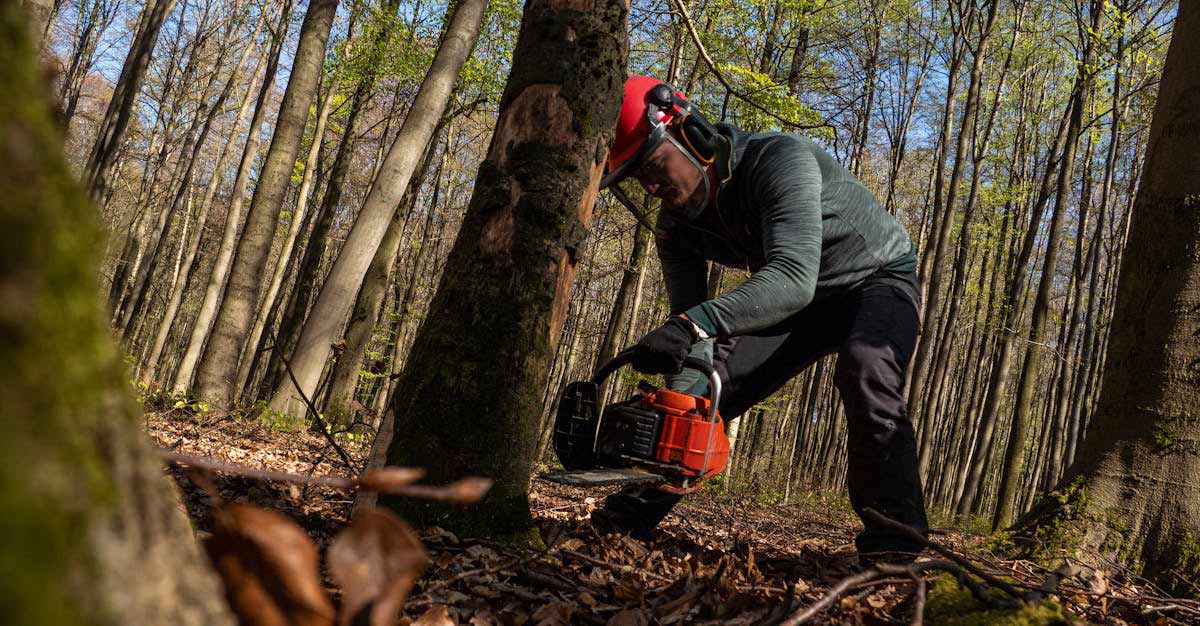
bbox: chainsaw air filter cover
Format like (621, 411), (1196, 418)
(552, 381), (600, 470)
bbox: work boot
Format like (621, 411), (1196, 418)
(856, 549), (921, 570)
(590, 486), (682, 541)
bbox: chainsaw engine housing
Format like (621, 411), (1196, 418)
(551, 381), (730, 491)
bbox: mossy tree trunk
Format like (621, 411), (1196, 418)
(0, 4), (233, 623)
(382, 0), (628, 539)
(1012, 1), (1200, 594)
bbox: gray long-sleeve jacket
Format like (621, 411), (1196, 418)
(656, 125), (917, 338)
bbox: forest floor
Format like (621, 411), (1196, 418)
(145, 405), (1199, 625)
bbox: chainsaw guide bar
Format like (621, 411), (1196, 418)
(539, 468), (666, 487)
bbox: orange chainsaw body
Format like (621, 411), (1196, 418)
(641, 387), (730, 481)
(545, 352), (731, 494)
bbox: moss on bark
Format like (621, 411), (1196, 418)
(924, 575), (1067, 626)
(0, 4), (232, 623)
(383, 0), (628, 540)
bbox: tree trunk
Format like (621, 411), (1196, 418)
(82, 0), (181, 203)
(270, 0), (488, 416)
(382, 0), (628, 538)
(233, 76), (338, 398)
(117, 9), (244, 343)
(955, 74), (1077, 519)
(594, 221), (651, 404)
(195, 0), (340, 408)
(1012, 0), (1200, 593)
(0, 5), (233, 620)
(323, 134), (442, 423)
(142, 14), (270, 384)
(173, 0), (292, 393)
(910, 0), (999, 435)
(992, 1), (1099, 529)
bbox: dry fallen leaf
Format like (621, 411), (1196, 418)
(445, 477), (494, 504)
(412, 605), (455, 626)
(614, 574), (645, 603)
(531, 601), (574, 626)
(205, 502), (335, 626)
(328, 507), (429, 626)
(606, 608), (650, 626)
(357, 467), (427, 493)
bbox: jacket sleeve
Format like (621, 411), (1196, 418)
(654, 224), (715, 393)
(656, 223), (710, 316)
(685, 138), (822, 336)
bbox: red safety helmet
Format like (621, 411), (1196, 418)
(604, 76), (681, 185)
(602, 76), (720, 190)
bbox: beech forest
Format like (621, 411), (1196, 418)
(4, 0), (1199, 622)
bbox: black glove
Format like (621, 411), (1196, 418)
(629, 316), (696, 375)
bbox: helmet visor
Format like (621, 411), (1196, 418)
(630, 133), (710, 220)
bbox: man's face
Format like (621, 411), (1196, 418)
(634, 140), (709, 213)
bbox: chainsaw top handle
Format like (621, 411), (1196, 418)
(591, 349), (722, 421)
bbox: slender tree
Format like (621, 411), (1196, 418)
(194, 0), (340, 407)
(82, 0), (182, 202)
(269, 0), (490, 416)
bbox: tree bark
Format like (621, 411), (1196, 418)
(195, 0), (340, 407)
(0, 4), (233, 620)
(1012, 0), (1200, 592)
(382, 0), (628, 538)
(173, 0), (292, 393)
(82, 0), (181, 203)
(270, 0), (488, 416)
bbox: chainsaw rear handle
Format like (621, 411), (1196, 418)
(591, 349), (722, 421)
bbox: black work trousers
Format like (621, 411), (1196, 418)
(601, 273), (929, 556)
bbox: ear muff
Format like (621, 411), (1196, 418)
(645, 83), (719, 164)
(677, 113), (719, 165)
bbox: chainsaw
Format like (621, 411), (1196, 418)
(540, 350), (730, 494)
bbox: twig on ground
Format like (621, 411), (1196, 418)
(409, 547), (555, 608)
(270, 330), (355, 470)
(1142, 603), (1200, 619)
(910, 571), (927, 626)
(862, 508), (1029, 602)
(160, 449), (489, 503)
(779, 560), (1009, 625)
(560, 549), (677, 585)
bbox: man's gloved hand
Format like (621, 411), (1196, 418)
(629, 315), (697, 374)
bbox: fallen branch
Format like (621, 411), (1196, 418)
(910, 572), (927, 626)
(862, 508), (1030, 602)
(780, 559), (971, 625)
(161, 449), (491, 503)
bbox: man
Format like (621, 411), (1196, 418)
(594, 75), (929, 564)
